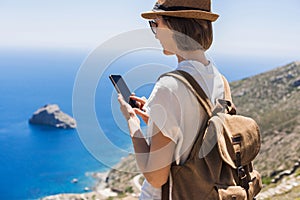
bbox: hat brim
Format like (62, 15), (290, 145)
(141, 10), (219, 22)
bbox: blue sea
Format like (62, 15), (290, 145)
(0, 47), (296, 199)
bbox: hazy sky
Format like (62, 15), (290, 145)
(1, 0), (299, 58)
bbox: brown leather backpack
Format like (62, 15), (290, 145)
(161, 70), (262, 200)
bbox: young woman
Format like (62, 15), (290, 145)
(118, 0), (225, 199)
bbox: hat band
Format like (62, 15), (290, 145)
(153, 3), (210, 12)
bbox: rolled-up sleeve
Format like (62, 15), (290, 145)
(144, 77), (183, 145)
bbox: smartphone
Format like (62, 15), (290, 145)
(109, 75), (138, 108)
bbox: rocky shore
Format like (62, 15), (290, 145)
(41, 157), (300, 200)
(41, 155), (142, 200)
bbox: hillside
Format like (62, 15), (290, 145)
(230, 61), (300, 177)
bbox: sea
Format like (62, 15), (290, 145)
(0, 47), (296, 200)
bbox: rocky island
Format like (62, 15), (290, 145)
(29, 104), (76, 129)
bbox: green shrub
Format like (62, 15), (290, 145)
(125, 186), (134, 193)
(262, 176), (273, 185)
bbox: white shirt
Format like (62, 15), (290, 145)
(140, 60), (224, 200)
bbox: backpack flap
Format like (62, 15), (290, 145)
(211, 113), (261, 168)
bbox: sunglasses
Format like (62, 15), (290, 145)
(148, 20), (158, 34)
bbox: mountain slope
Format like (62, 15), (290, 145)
(230, 61), (300, 176)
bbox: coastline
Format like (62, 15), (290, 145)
(41, 155), (142, 200)
(91, 171), (119, 198)
(41, 171), (117, 200)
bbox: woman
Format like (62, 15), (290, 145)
(118, 0), (225, 199)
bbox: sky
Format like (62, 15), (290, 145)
(0, 0), (299, 59)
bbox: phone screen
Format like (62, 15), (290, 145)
(109, 75), (138, 108)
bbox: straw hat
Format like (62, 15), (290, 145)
(141, 0), (219, 22)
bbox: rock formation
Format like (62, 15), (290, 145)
(29, 104), (76, 129)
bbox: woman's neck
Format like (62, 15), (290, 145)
(176, 50), (209, 66)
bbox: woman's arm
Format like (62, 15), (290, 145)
(118, 94), (175, 188)
(131, 126), (175, 188)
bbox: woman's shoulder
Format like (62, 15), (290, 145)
(147, 75), (188, 103)
(156, 75), (183, 91)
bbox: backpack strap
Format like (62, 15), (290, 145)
(221, 75), (232, 102)
(159, 71), (233, 117)
(159, 70), (212, 160)
(161, 70), (212, 200)
(159, 70), (235, 159)
(232, 135), (251, 192)
(160, 70), (213, 117)
(160, 70), (232, 199)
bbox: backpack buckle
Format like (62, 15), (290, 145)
(238, 166), (246, 179)
(216, 99), (236, 115)
(238, 166), (250, 190)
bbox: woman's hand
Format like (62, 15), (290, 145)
(130, 95), (149, 124)
(118, 94), (141, 135)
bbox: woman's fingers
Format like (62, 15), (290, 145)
(118, 95), (141, 133)
(133, 108), (149, 124)
(130, 95), (147, 103)
(118, 94), (135, 120)
(130, 95), (147, 110)
(134, 108), (146, 116)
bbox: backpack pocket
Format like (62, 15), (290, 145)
(216, 185), (247, 200)
(215, 113), (261, 169)
(248, 170), (263, 199)
(215, 170), (262, 200)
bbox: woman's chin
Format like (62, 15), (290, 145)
(163, 49), (175, 56)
